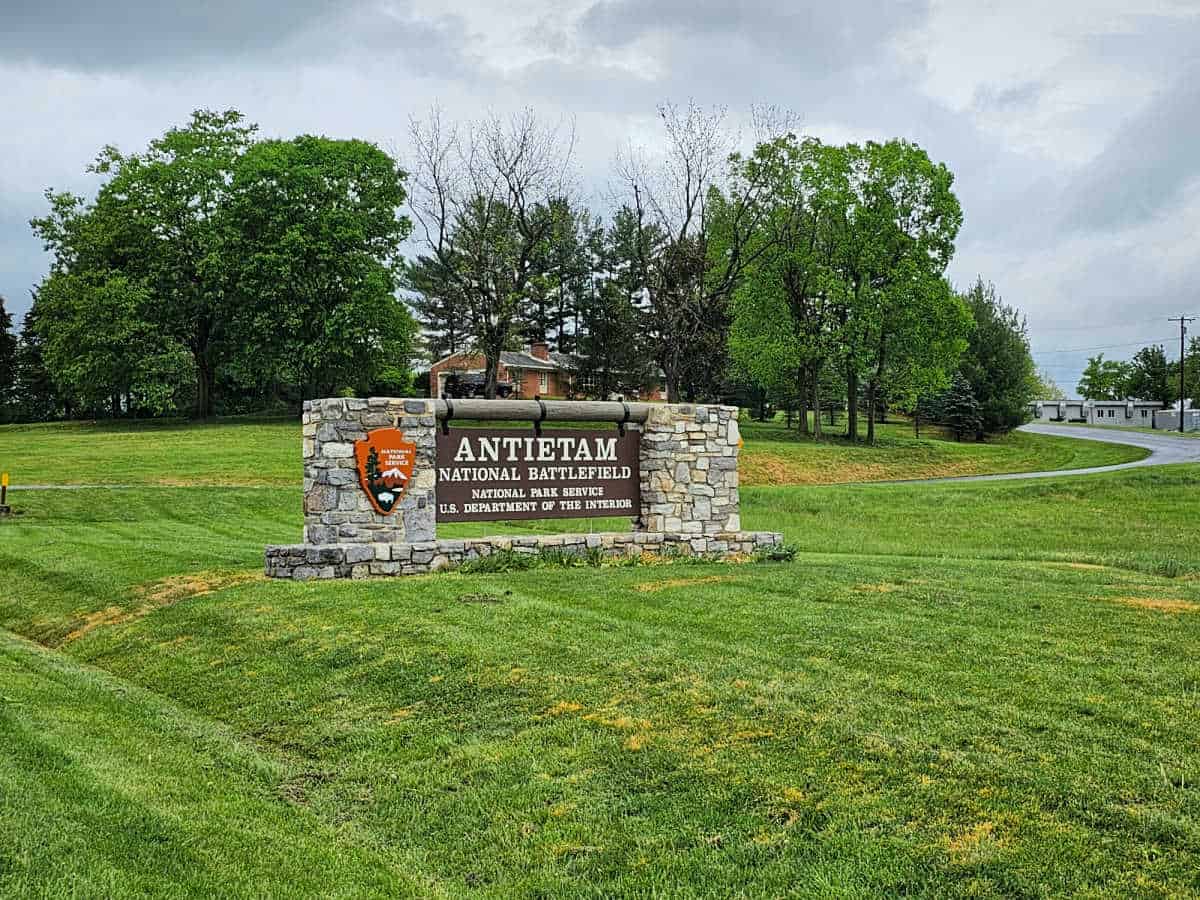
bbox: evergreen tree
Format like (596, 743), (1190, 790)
(957, 278), (1036, 433)
(366, 447), (382, 486)
(0, 296), (16, 419)
(14, 306), (63, 421)
(571, 208), (656, 398)
(939, 373), (983, 441)
(405, 256), (469, 360)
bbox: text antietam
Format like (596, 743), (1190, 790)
(435, 427), (641, 522)
(439, 434), (631, 482)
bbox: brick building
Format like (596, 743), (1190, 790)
(429, 341), (666, 400)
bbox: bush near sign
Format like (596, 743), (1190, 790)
(435, 427), (640, 522)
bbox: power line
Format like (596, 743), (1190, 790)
(1032, 337), (1176, 354)
(1031, 315), (1176, 333)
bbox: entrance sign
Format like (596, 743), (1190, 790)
(435, 427), (640, 522)
(269, 397), (783, 580)
(355, 428), (416, 515)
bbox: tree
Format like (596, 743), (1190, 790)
(937, 373), (983, 441)
(615, 102), (782, 402)
(0, 296), (16, 419)
(408, 108), (575, 398)
(1125, 344), (1171, 404)
(31, 109), (257, 418)
(571, 208), (656, 398)
(1077, 353), (1133, 400)
(724, 136), (968, 441)
(1032, 368), (1066, 400)
(12, 306), (63, 421)
(722, 136), (847, 437)
(522, 196), (595, 352)
(406, 255), (470, 361)
(222, 134), (417, 399)
(846, 140), (965, 442)
(32, 272), (192, 416)
(958, 278), (1036, 434)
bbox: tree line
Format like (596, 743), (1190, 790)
(1074, 342), (1200, 405)
(1, 110), (416, 421)
(0, 104), (1039, 439)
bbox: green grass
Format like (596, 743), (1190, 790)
(0, 417), (300, 486)
(738, 418), (1147, 485)
(0, 414), (1148, 488)
(2, 442), (1199, 894)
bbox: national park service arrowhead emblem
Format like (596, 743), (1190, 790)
(355, 428), (417, 516)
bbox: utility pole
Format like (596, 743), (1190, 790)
(1169, 315), (1196, 433)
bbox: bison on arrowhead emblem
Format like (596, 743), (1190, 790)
(355, 428), (417, 515)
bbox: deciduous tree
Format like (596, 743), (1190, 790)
(223, 134), (416, 398)
(408, 108), (576, 398)
(1077, 353), (1133, 401)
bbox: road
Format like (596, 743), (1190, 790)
(896, 422), (1200, 485)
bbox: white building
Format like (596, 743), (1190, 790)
(1030, 398), (1164, 427)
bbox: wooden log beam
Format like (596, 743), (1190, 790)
(433, 399), (652, 424)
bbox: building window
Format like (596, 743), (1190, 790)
(538, 371), (548, 393)
(1141, 409), (1148, 417)
(1108, 409), (1115, 418)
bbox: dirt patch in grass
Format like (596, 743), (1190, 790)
(854, 582), (902, 593)
(634, 575), (736, 593)
(1111, 596), (1198, 614)
(945, 821), (1005, 864)
(61, 570), (263, 644)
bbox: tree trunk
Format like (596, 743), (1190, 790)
(866, 379), (877, 444)
(484, 353), (500, 400)
(810, 363), (823, 439)
(196, 356), (215, 420)
(846, 369), (859, 441)
(797, 367), (810, 436)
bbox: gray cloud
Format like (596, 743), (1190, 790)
(1062, 63), (1200, 232)
(0, 0), (339, 70)
(579, 0), (929, 76)
(1, 0), (1198, 370)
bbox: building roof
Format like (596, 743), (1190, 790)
(1033, 398), (1164, 405)
(499, 350), (557, 371)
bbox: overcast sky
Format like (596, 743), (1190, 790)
(2, 0), (1198, 390)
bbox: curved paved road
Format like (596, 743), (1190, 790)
(897, 423), (1200, 485)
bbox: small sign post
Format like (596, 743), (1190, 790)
(0, 471), (10, 516)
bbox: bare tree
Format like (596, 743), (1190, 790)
(408, 107), (576, 397)
(614, 101), (786, 401)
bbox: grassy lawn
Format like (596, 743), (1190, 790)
(0, 414), (1147, 488)
(1, 418), (1198, 895)
(738, 418), (1147, 485)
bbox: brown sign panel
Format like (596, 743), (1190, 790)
(436, 427), (640, 522)
(355, 428), (417, 515)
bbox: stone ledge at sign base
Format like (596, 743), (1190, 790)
(265, 531), (785, 580)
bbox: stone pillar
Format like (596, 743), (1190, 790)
(301, 397), (436, 545)
(637, 403), (741, 535)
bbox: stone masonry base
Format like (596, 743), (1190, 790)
(265, 531), (784, 580)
